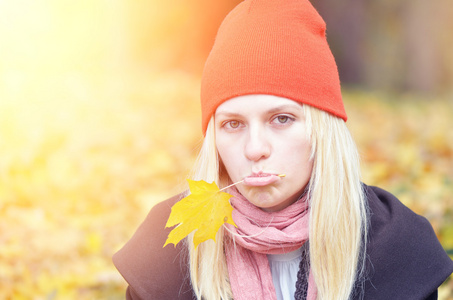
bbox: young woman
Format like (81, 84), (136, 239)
(113, 0), (453, 299)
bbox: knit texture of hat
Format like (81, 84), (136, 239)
(200, 0), (346, 134)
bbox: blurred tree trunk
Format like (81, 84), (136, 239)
(312, 0), (453, 95)
(311, 0), (366, 86)
(402, 0), (441, 93)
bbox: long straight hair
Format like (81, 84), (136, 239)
(188, 106), (368, 300)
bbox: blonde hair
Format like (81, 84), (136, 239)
(188, 106), (368, 300)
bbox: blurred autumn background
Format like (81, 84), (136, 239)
(0, 0), (452, 299)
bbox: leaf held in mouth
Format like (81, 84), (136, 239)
(164, 179), (236, 248)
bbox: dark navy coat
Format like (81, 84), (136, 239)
(113, 185), (453, 299)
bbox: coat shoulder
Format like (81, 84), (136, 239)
(113, 194), (195, 300)
(362, 184), (453, 299)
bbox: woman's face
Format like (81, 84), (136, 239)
(215, 95), (313, 212)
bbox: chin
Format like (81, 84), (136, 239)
(246, 192), (283, 210)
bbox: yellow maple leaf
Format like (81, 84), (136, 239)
(164, 179), (237, 248)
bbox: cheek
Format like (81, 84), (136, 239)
(216, 138), (239, 174)
(284, 138), (311, 160)
(283, 139), (312, 174)
(216, 138), (229, 161)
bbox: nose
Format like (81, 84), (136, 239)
(244, 126), (271, 162)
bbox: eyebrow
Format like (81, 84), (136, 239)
(266, 104), (304, 114)
(215, 104), (303, 117)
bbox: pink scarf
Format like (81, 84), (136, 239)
(225, 189), (317, 300)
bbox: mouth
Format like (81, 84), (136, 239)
(243, 173), (284, 187)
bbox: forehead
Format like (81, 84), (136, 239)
(215, 95), (303, 115)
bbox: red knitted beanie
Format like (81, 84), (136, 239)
(200, 0), (346, 134)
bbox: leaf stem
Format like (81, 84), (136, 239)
(219, 180), (244, 192)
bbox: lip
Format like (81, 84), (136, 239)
(243, 173), (281, 187)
